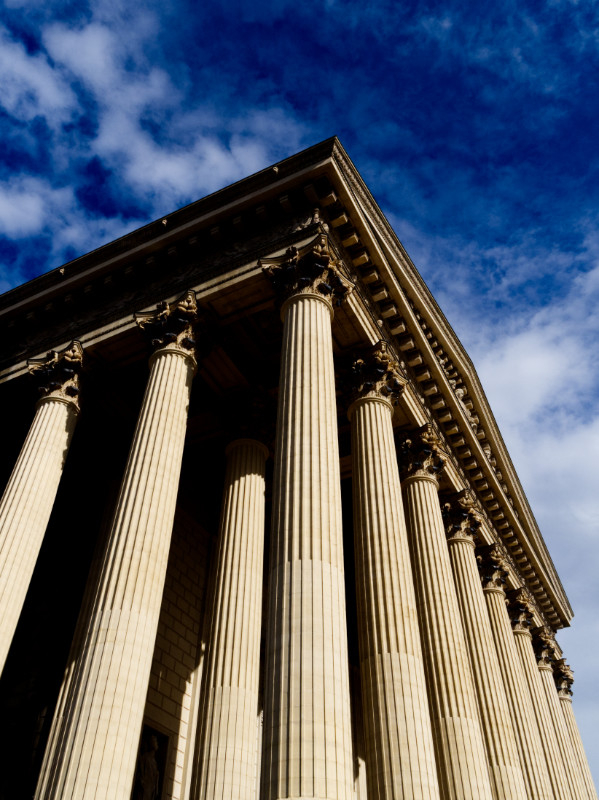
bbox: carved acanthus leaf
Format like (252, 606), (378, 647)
(397, 423), (446, 479)
(477, 543), (509, 590)
(508, 587), (536, 631)
(135, 290), (199, 356)
(532, 625), (559, 666)
(260, 233), (353, 307)
(350, 340), (405, 405)
(442, 489), (482, 543)
(28, 340), (83, 409)
(554, 659), (574, 696)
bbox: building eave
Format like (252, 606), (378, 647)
(0, 136), (572, 627)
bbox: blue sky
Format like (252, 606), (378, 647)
(1, 0), (599, 784)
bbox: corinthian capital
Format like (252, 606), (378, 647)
(442, 489), (482, 544)
(554, 659), (574, 697)
(507, 587), (535, 632)
(349, 340), (405, 406)
(532, 625), (559, 666)
(28, 340), (83, 410)
(397, 423), (446, 480)
(135, 290), (199, 358)
(261, 233), (353, 308)
(477, 543), (509, 591)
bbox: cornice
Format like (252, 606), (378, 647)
(0, 138), (340, 320)
(323, 142), (572, 627)
(0, 137), (572, 627)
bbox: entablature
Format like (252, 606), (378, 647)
(0, 137), (571, 630)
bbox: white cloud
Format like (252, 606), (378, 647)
(0, 25), (78, 125)
(0, 173), (145, 279)
(40, 18), (306, 216)
(0, 176), (71, 236)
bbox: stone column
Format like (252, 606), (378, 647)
(0, 341), (82, 676)
(510, 590), (573, 800)
(348, 343), (440, 800)
(443, 495), (528, 800)
(35, 292), (198, 800)
(399, 426), (494, 800)
(479, 546), (554, 800)
(533, 629), (587, 800)
(261, 236), (355, 800)
(192, 437), (268, 800)
(554, 662), (598, 800)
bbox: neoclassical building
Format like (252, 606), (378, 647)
(0, 138), (595, 800)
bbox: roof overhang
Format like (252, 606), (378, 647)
(0, 136), (572, 627)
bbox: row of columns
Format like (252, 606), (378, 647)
(0, 237), (595, 799)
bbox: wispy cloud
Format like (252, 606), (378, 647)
(0, 24), (78, 125)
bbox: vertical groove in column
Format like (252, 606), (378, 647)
(537, 664), (586, 800)
(483, 588), (553, 800)
(0, 397), (78, 674)
(403, 475), (494, 800)
(448, 537), (527, 800)
(262, 293), (354, 800)
(193, 438), (267, 800)
(351, 397), (440, 800)
(36, 347), (194, 800)
(559, 694), (598, 800)
(513, 630), (572, 800)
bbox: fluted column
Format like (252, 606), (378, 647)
(443, 495), (528, 800)
(400, 425), (494, 800)
(36, 292), (198, 800)
(348, 343), (440, 800)
(479, 547), (554, 800)
(193, 437), (268, 800)
(533, 630), (587, 800)
(555, 663), (598, 800)
(0, 341), (82, 676)
(510, 590), (573, 800)
(261, 236), (355, 800)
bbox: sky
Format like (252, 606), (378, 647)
(1, 0), (598, 785)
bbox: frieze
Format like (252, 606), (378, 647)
(0, 214), (326, 372)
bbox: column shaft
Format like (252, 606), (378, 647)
(262, 292), (354, 800)
(538, 663), (586, 800)
(447, 533), (528, 800)
(36, 343), (195, 799)
(403, 473), (494, 800)
(559, 694), (598, 800)
(193, 438), (268, 800)
(513, 629), (572, 800)
(351, 396), (440, 800)
(0, 396), (78, 674)
(483, 588), (553, 799)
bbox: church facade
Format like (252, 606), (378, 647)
(0, 138), (595, 800)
